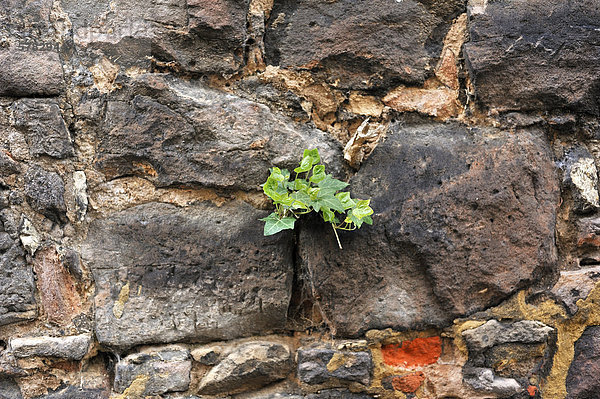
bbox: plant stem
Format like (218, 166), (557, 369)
(332, 224), (343, 249)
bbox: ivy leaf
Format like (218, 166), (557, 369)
(322, 208), (335, 222)
(352, 199), (374, 219)
(335, 192), (356, 209)
(363, 215), (373, 225)
(269, 167), (286, 182)
(313, 196), (346, 213)
(261, 213), (296, 236)
(291, 191), (312, 209)
(310, 165), (326, 184)
(304, 148), (321, 165)
(294, 154), (313, 173)
(318, 175), (349, 192)
(293, 179), (309, 191)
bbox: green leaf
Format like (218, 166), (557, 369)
(293, 179), (309, 191)
(349, 212), (364, 228)
(260, 213), (296, 236)
(269, 167), (286, 182)
(313, 196), (346, 213)
(363, 215), (373, 225)
(294, 155), (313, 173)
(335, 192), (356, 209)
(310, 165), (326, 184)
(263, 176), (288, 202)
(352, 199), (374, 219)
(291, 191), (313, 208)
(303, 148), (321, 165)
(322, 208), (335, 222)
(318, 175), (349, 192)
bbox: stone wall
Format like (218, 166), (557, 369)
(1, 0), (600, 398)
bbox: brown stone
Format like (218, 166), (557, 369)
(33, 246), (82, 325)
(0, 50), (63, 97)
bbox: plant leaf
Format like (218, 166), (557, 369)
(310, 165), (326, 184)
(294, 154), (313, 173)
(352, 199), (374, 219)
(335, 192), (356, 209)
(260, 213), (296, 236)
(318, 175), (349, 192)
(303, 148), (321, 165)
(313, 196), (346, 213)
(322, 208), (335, 222)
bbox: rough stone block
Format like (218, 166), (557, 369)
(463, 367), (523, 396)
(297, 347), (372, 386)
(462, 320), (553, 352)
(0, 50), (63, 97)
(114, 346), (191, 395)
(298, 123), (558, 336)
(560, 146), (600, 214)
(24, 166), (66, 223)
(95, 75), (343, 190)
(567, 326), (600, 399)
(265, 0), (464, 89)
(9, 334), (91, 360)
(10, 99), (74, 159)
(82, 201), (294, 350)
(0, 217), (36, 326)
(464, 0), (600, 114)
(198, 341), (292, 395)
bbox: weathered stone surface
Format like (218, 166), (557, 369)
(191, 344), (223, 366)
(297, 347), (372, 386)
(32, 386), (108, 399)
(463, 367), (523, 396)
(0, 151), (20, 177)
(0, 376), (22, 399)
(82, 201), (294, 350)
(9, 334), (91, 360)
(306, 391), (375, 399)
(95, 75), (343, 190)
(567, 326), (600, 399)
(32, 246), (83, 325)
(462, 320), (553, 352)
(464, 0), (600, 114)
(198, 341), (292, 395)
(24, 166), (66, 223)
(299, 123), (558, 336)
(0, 215), (36, 326)
(114, 346), (191, 395)
(265, 0), (464, 89)
(62, 0), (248, 73)
(552, 266), (600, 315)
(10, 99), (74, 159)
(0, 50), (63, 97)
(560, 146), (599, 214)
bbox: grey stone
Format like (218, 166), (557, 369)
(24, 166), (66, 223)
(10, 99), (74, 159)
(552, 266), (600, 315)
(82, 201), (294, 350)
(198, 341), (292, 395)
(9, 334), (91, 360)
(0, 217), (36, 326)
(306, 391), (375, 399)
(462, 320), (553, 352)
(0, 152), (19, 177)
(31, 386), (108, 399)
(0, 50), (63, 97)
(95, 74), (343, 190)
(463, 367), (523, 396)
(0, 376), (22, 399)
(62, 0), (248, 74)
(191, 344), (223, 366)
(18, 217), (40, 256)
(114, 346), (191, 395)
(464, 0), (600, 114)
(560, 146), (599, 214)
(264, 0), (464, 89)
(298, 123), (558, 336)
(567, 326), (600, 399)
(297, 347), (372, 386)
(71, 171), (88, 223)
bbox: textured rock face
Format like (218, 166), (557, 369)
(462, 320), (554, 352)
(567, 326), (600, 399)
(82, 201), (294, 350)
(0, 50), (63, 97)
(0, 216), (36, 326)
(24, 166), (66, 224)
(9, 334), (91, 360)
(95, 75), (343, 190)
(297, 347), (372, 386)
(464, 0), (600, 114)
(114, 346), (191, 395)
(198, 341), (292, 394)
(299, 123), (558, 336)
(61, 0), (248, 73)
(10, 99), (74, 159)
(265, 0), (464, 89)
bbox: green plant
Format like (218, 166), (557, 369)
(260, 148), (373, 248)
